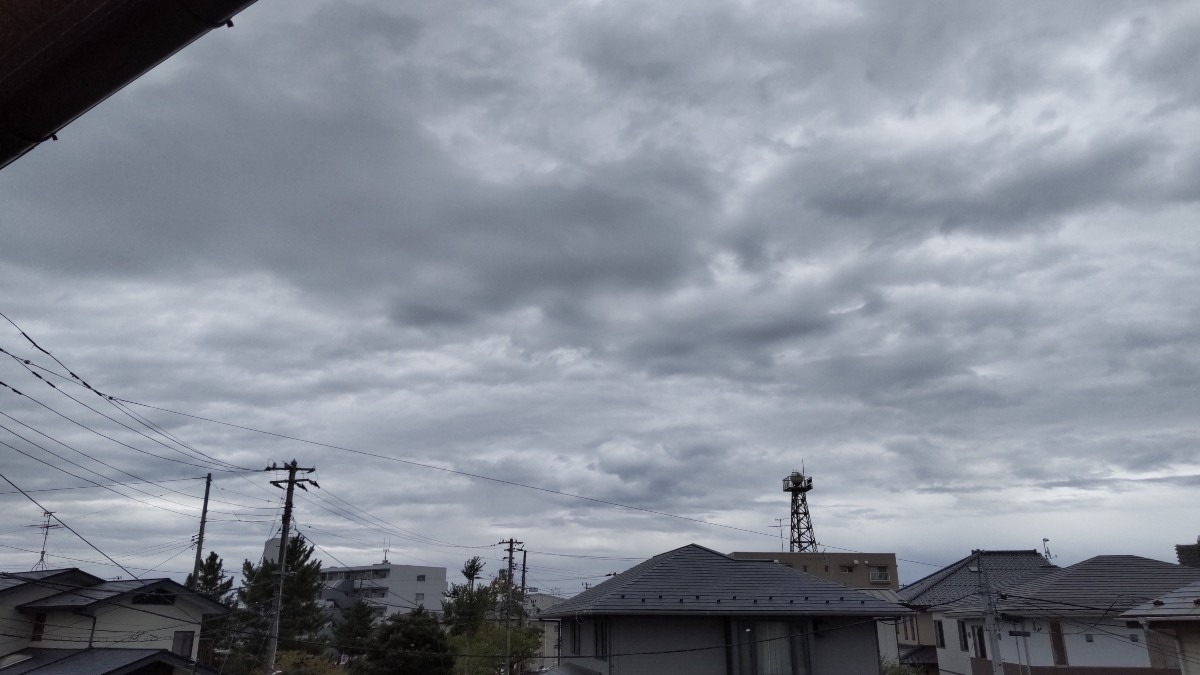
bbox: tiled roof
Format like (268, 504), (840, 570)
(945, 555), (1200, 618)
(541, 544), (909, 618)
(1123, 579), (1200, 621)
(18, 578), (229, 615)
(897, 550), (1056, 608)
(0, 570), (103, 595)
(0, 648), (215, 675)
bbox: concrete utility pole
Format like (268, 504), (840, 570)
(264, 461), (317, 675)
(972, 550), (1005, 675)
(500, 538), (523, 675)
(189, 473), (212, 588)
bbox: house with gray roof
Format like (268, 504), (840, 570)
(0, 569), (228, 675)
(895, 549), (1056, 674)
(1123, 578), (1200, 675)
(540, 543), (910, 675)
(938, 555), (1200, 674)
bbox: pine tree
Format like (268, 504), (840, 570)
(333, 598), (377, 660)
(351, 607), (453, 675)
(185, 551), (235, 667)
(225, 535), (326, 674)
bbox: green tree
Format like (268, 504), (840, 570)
(185, 551), (236, 668)
(333, 598), (377, 660)
(442, 561), (541, 675)
(225, 535), (326, 673)
(351, 607), (453, 675)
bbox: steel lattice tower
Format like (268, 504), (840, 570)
(782, 470), (817, 552)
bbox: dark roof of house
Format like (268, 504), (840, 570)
(0, 0), (262, 170)
(18, 577), (229, 615)
(541, 544), (910, 619)
(0, 570), (106, 595)
(1123, 579), (1200, 621)
(897, 550), (1056, 608)
(0, 648), (217, 675)
(944, 555), (1200, 618)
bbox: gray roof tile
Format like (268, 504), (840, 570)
(897, 550), (1056, 608)
(1122, 579), (1200, 620)
(541, 544), (909, 618)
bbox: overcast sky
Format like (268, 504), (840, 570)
(2, 0), (1199, 593)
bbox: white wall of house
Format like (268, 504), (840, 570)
(33, 603), (204, 660)
(995, 617), (1152, 668)
(1173, 623), (1200, 675)
(0, 584), (73, 656)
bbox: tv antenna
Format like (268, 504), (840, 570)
(1041, 538), (1056, 561)
(28, 511), (62, 571)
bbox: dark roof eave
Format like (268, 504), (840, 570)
(0, 0), (262, 170)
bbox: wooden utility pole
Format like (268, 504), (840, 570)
(972, 550), (1005, 675)
(264, 461), (317, 675)
(189, 473), (212, 588)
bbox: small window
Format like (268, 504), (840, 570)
(594, 619), (610, 661)
(1050, 621), (1068, 665)
(172, 631), (195, 658)
(1085, 634), (1094, 643)
(934, 620), (946, 648)
(415, 593), (425, 602)
(824, 566), (830, 573)
(838, 565), (854, 573)
(31, 614), (46, 642)
(802, 565), (808, 572)
(417, 574), (426, 582)
(372, 569), (389, 579)
(570, 621), (581, 655)
(957, 621), (969, 651)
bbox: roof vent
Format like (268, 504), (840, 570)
(1153, 600), (1165, 606)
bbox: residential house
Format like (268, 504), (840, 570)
(896, 550), (1057, 674)
(525, 591), (568, 671)
(730, 551), (901, 663)
(541, 543), (910, 675)
(0, 568), (229, 675)
(1123, 578), (1200, 675)
(938, 555), (1200, 674)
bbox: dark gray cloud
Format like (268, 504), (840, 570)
(0, 0), (1198, 586)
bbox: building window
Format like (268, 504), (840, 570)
(172, 631), (195, 658)
(31, 614), (46, 642)
(972, 626), (987, 659)
(838, 565), (854, 574)
(372, 569), (389, 579)
(734, 620), (806, 675)
(1085, 633), (1094, 643)
(569, 621), (581, 655)
(957, 621), (969, 651)
(594, 619), (610, 661)
(415, 593), (425, 602)
(870, 566), (890, 582)
(1050, 621), (1068, 665)
(417, 574), (426, 581)
(934, 620), (946, 648)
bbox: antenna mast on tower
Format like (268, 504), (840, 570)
(782, 469), (817, 553)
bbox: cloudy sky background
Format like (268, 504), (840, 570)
(2, 0), (1199, 592)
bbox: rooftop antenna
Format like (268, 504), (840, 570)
(1041, 538), (1056, 562)
(382, 539), (390, 565)
(772, 518), (786, 552)
(27, 511), (62, 571)
(782, 467), (818, 553)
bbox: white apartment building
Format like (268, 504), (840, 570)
(318, 562), (447, 618)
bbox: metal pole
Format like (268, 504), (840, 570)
(973, 551), (1005, 675)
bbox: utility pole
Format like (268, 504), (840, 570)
(264, 461), (317, 675)
(519, 548), (528, 626)
(972, 550), (1005, 675)
(189, 473), (213, 588)
(500, 538), (523, 675)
